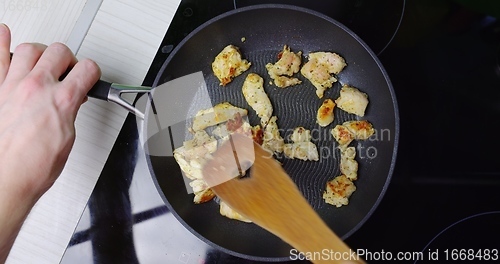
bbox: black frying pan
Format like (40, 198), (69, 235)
(141, 4), (399, 262)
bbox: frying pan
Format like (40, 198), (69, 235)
(134, 4), (398, 262)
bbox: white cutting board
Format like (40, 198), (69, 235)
(0, 0), (181, 263)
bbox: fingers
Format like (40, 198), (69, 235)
(0, 24), (11, 83)
(8, 42), (75, 86)
(32, 42), (77, 81)
(3, 38), (100, 117)
(58, 58), (101, 112)
(4, 39), (99, 116)
(7, 43), (47, 83)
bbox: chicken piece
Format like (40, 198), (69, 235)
(273, 76), (302, 88)
(323, 175), (356, 207)
(283, 142), (319, 161)
(261, 116), (284, 154)
(266, 46), (302, 78)
(251, 125), (264, 145)
(192, 102), (248, 131)
(212, 113), (253, 141)
(212, 123), (230, 139)
(242, 73), (273, 126)
(331, 124), (354, 149)
(192, 130), (217, 149)
(225, 111), (244, 132)
(225, 112), (253, 138)
(343, 120), (374, 140)
(181, 130), (217, 159)
(340, 147), (358, 181)
(173, 152), (203, 180)
(301, 59), (336, 98)
(219, 201), (252, 223)
(283, 127), (319, 161)
(341, 145), (356, 159)
(189, 179), (210, 193)
(317, 99), (335, 127)
(266, 45), (302, 88)
(212, 45), (251, 86)
(179, 114), (254, 199)
(335, 85), (369, 117)
(301, 52), (347, 98)
(190, 178), (215, 204)
(193, 188), (216, 204)
(173, 130), (217, 180)
(290, 126), (311, 142)
(309, 52), (347, 75)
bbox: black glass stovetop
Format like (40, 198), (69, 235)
(61, 0), (500, 263)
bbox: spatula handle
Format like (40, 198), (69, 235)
(205, 135), (365, 263)
(278, 201), (364, 264)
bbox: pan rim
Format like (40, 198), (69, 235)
(147, 3), (400, 262)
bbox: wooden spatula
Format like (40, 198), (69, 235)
(202, 134), (365, 264)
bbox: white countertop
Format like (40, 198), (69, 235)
(0, 0), (181, 263)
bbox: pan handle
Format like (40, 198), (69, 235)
(88, 80), (151, 119)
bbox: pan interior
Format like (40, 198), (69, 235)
(145, 4), (398, 261)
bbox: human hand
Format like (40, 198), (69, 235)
(0, 23), (101, 261)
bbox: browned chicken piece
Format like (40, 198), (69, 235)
(317, 98), (335, 127)
(331, 124), (355, 149)
(212, 45), (251, 86)
(193, 188), (216, 204)
(323, 175), (356, 207)
(272, 76), (302, 88)
(343, 120), (374, 140)
(266, 45), (302, 88)
(251, 125), (264, 145)
(301, 52), (347, 98)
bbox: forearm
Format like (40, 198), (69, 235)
(0, 136), (55, 262)
(0, 140), (50, 263)
(0, 183), (37, 263)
